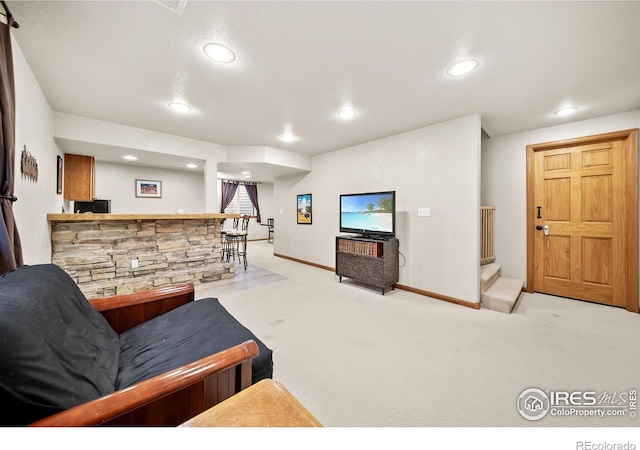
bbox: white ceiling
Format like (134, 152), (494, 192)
(7, 1), (640, 181)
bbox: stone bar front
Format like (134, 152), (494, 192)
(47, 213), (239, 299)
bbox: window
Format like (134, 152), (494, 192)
(224, 184), (255, 216)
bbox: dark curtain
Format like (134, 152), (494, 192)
(0, 12), (22, 274)
(220, 180), (239, 213)
(244, 183), (261, 223)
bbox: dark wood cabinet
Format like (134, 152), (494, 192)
(335, 236), (399, 295)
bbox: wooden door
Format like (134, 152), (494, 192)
(526, 130), (638, 312)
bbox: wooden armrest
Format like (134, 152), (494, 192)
(90, 283), (194, 312)
(90, 283), (195, 333)
(30, 340), (259, 427)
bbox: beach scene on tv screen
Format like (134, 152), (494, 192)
(341, 193), (393, 232)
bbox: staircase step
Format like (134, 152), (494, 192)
(480, 263), (501, 293)
(481, 276), (524, 314)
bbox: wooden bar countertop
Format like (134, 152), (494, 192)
(47, 213), (239, 222)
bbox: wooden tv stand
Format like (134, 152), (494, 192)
(335, 236), (399, 295)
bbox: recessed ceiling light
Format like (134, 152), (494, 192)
(241, 171), (250, 175)
(280, 132), (297, 142)
(554, 106), (579, 116)
(447, 59), (479, 77)
(244, 175), (251, 179)
(123, 155), (138, 161)
(203, 43), (235, 63)
(337, 109), (357, 120)
(168, 102), (191, 113)
(186, 163), (198, 169)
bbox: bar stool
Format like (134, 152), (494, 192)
(219, 219), (227, 260)
(221, 217), (240, 262)
(225, 215), (250, 269)
(260, 218), (274, 243)
(266, 218), (274, 243)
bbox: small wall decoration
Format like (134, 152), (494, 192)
(21, 145), (38, 182)
(135, 179), (162, 198)
(56, 155), (63, 194)
(297, 194), (312, 224)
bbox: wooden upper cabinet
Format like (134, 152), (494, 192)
(64, 154), (95, 201)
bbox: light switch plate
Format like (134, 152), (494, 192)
(418, 208), (431, 217)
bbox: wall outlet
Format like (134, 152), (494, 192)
(131, 258), (139, 269)
(418, 207), (431, 217)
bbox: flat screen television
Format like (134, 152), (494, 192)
(339, 191), (396, 239)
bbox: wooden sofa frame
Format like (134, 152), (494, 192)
(30, 283), (258, 427)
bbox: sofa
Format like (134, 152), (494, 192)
(0, 264), (273, 426)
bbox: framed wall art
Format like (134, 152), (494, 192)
(297, 194), (312, 224)
(135, 179), (162, 198)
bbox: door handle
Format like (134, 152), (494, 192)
(536, 225), (550, 235)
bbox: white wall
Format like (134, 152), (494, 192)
(12, 35), (64, 265)
(93, 161), (205, 214)
(274, 115), (482, 304)
(481, 110), (640, 292)
(53, 112), (228, 161)
(53, 113), (229, 213)
(95, 161), (277, 240)
(94, 163), (276, 241)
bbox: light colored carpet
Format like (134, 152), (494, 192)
(196, 241), (640, 427)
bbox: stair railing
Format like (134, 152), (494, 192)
(481, 206), (496, 265)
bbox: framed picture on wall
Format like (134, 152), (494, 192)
(297, 194), (312, 224)
(135, 179), (162, 198)
(56, 155), (63, 194)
